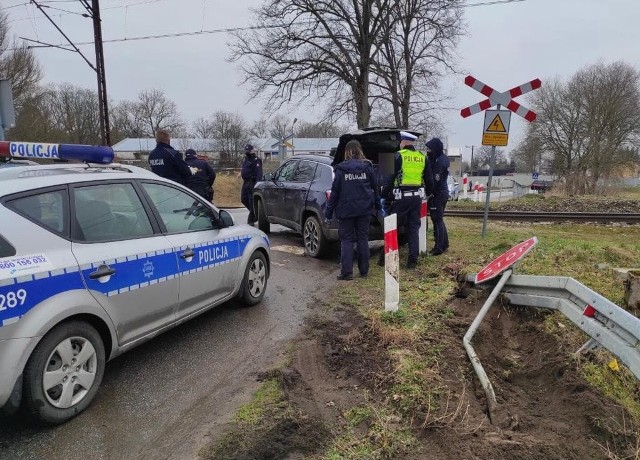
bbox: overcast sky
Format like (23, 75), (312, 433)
(5, 0), (640, 159)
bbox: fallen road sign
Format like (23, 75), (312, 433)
(475, 237), (538, 284)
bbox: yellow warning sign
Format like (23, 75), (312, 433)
(482, 133), (508, 146)
(486, 114), (507, 132)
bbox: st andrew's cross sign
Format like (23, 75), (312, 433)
(460, 76), (541, 122)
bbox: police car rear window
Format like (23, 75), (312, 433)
(0, 234), (16, 257)
(7, 190), (67, 236)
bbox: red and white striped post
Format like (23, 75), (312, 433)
(419, 200), (428, 254)
(463, 173), (468, 200)
(383, 213), (399, 312)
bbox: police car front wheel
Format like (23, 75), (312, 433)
(23, 321), (106, 425)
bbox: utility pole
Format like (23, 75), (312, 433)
(28, 0), (111, 146)
(86, 0), (110, 146)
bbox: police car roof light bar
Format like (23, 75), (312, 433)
(0, 141), (114, 164)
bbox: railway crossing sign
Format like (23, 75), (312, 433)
(475, 237), (538, 284)
(482, 110), (511, 146)
(460, 76), (541, 122)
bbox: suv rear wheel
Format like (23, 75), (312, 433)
(303, 215), (328, 258)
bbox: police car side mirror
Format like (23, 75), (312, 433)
(219, 209), (234, 227)
(263, 172), (273, 181)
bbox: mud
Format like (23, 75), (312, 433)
(208, 289), (639, 459)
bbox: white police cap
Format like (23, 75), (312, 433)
(400, 131), (417, 141)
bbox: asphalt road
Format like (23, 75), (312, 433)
(0, 212), (340, 460)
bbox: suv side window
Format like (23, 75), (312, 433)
(142, 182), (216, 233)
(292, 160), (316, 182)
(73, 183), (154, 242)
(7, 189), (68, 236)
(275, 160), (298, 181)
(314, 163), (334, 185)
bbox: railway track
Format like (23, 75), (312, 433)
(446, 210), (640, 224)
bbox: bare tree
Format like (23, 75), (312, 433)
(373, 0), (463, 130)
(44, 84), (102, 144)
(0, 12), (42, 115)
(476, 145), (507, 169)
(295, 120), (342, 137)
(517, 61), (640, 193)
(510, 127), (545, 173)
(133, 89), (184, 137)
(109, 100), (144, 143)
(193, 117), (215, 138)
(210, 111), (248, 162)
(230, 0), (395, 128)
(269, 114), (293, 140)
(249, 118), (269, 138)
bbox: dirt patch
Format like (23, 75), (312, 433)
(202, 291), (638, 459)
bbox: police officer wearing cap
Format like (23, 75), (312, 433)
(380, 131), (434, 269)
(325, 140), (380, 280)
(425, 137), (450, 255)
(240, 144), (263, 224)
(184, 148), (216, 201)
(148, 129), (192, 185)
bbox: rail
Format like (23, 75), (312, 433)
(447, 210), (640, 224)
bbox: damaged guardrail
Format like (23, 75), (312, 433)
(464, 236), (640, 424)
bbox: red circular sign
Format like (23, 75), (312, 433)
(475, 237), (538, 284)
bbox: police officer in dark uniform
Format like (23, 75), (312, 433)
(425, 137), (450, 255)
(240, 144), (263, 224)
(325, 140), (380, 280)
(184, 148), (216, 201)
(148, 129), (192, 185)
(380, 131), (434, 269)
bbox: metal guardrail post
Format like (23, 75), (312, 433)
(463, 268), (513, 423)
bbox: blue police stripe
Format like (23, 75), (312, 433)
(0, 234), (255, 326)
(0, 268), (85, 326)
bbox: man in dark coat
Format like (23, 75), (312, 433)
(148, 129), (192, 185)
(425, 137), (450, 255)
(240, 144), (263, 224)
(184, 149), (216, 201)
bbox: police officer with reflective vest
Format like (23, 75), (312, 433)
(148, 129), (192, 185)
(325, 140), (380, 280)
(380, 131), (434, 269)
(184, 148), (216, 201)
(425, 137), (450, 255)
(240, 144), (263, 224)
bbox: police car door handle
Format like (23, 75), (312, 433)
(180, 248), (195, 259)
(90, 264), (116, 279)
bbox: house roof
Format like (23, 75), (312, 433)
(112, 137), (280, 153)
(270, 137), (339, 151)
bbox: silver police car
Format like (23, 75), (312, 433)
(0, 142), (270, 424)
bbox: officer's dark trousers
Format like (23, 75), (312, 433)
(241, 181), (255, 223)
(338, 215), (370, 276)
(429, 193), (449, 252)
(392, 196), (421, 264)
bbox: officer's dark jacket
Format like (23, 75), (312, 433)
(148, 142), (192, 185)
(185, 156), (216, 194)
(241, 153), (263, 182)
(325, 159), (380, 220)
(426, 139), (450, 196)
(381, 145), (434, 199)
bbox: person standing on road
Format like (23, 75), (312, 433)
(148, 129), (192, 185)
(426, 137), (450, 255)
(184, 149), (216, 201)
(380, 131), (434, 269)
(325, 140), (380, 280)
(240, 144), (263, 225)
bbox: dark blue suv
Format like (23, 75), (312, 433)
(252, 128), (411, 258)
